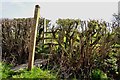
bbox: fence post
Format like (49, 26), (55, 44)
(118, 1), (120, 26)
(28, 5), (40, 70)
(43, 18), (47, 44)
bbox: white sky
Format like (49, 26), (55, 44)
(1, 1), (119, 23)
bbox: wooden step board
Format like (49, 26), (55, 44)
(44, 32), (53, 33)
(44, 43), (59, 45)
(39, 37), (57, 40)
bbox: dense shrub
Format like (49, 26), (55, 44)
(42, 19), (119, 79)
(1, 18), (120, 79)
(1, 18), (50, 66)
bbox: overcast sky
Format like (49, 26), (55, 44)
(1, 2), (118, 23)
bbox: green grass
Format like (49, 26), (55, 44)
(0, 62), (56, 79)
(12, 67), (56, 79)
(0, 62), (14, 79)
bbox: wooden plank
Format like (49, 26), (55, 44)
(44, 32), (53, 33)
(39, 37), (57, 40)
(44, 37), (55, 39)
(28, 5), (40, 70)
(44, 43), (59, 45)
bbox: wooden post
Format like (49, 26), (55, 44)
(28, 5), (40, 70)
(118, 1), (120, 26)
(43, 19), (47, 44)
(118, 1), (120, 78)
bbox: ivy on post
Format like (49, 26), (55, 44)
(28, 5), (40, 70)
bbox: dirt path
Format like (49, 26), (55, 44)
(11, 59), (48, 71)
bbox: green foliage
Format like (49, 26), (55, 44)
(0, 62), (13, 78)
(0, 62), (56, 79)
(12, 67), (56, 79)
(91, 69), (108, 80)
